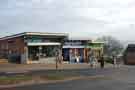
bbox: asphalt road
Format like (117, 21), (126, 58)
(2, 65), (135, 90)
(12, 78), (129, 90)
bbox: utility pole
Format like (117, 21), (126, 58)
(56, 57), (58, 70)
(55, 49), (59, 70)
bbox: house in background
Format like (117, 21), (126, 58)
(124, 44), (135, 65)
(0, 32), (68, 64)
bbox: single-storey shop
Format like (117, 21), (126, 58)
(0, 32), (68, 64)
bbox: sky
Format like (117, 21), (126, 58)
(0, 0), (135, 42)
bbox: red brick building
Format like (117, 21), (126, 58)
(0, 32), (68, 64)
(124, 44), (135, 65)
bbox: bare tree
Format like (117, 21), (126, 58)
(97, 36), (123, 57)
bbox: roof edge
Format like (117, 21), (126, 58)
(0, 32), (68, 40)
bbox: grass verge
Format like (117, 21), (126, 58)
(0, 75), (32, 85)
(0, 71), (81, 85)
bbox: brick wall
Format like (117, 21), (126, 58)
(125, 52), (135, 64)
(0, 36), (25, 59)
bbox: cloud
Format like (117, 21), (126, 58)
(0, 0), (135, 41)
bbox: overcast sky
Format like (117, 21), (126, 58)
(0, 0), (135, 41)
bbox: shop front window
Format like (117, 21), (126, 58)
(28, 46), (60, 61)
(41, 46), (59, 58)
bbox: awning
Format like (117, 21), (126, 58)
(63, 45), (85, 48)
(27, 42), (61, 46)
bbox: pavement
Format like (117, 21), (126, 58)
(0, 63), (113, 72)
(0, 63), (114, 78)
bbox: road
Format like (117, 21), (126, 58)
(2, 65), (135, 90)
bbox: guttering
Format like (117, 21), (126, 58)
(26, 32), (68, 37)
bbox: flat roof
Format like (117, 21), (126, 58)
(0, 32), (68, 40)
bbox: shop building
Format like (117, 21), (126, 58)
(0, 32), (68, 64)
(62, 40), (104, 63)
(86, 41), (104, 61)
(62, 40), (90, 63)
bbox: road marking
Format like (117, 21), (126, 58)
(6, 71), (29, 74)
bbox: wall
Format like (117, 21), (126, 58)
(125, 52), (135, 65)
(0, 36), (25, 63)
